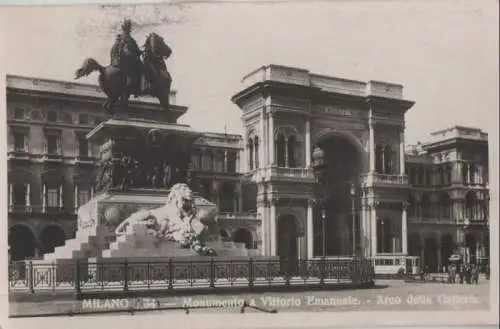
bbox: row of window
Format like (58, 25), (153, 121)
(247, 140), (400, 172)
(407, 162), (486, 186)
(248, 133), (300, 170)
(13, 107), (104, 126)
(9, 183), (91, 210)
(11, 131), (90, 157)
(407, 192), (488, 220)
(408, 203), (487, 220)
(190, 149), (238, 173)
(375, 145), (397, 174)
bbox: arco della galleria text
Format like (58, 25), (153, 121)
(6, 64), (489, 273)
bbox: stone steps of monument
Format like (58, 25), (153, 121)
(43, 235), (98, 261)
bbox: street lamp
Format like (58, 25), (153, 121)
(349, 182), (356, 257)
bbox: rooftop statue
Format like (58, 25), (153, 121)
(74, 19), (173, 115)
(114, 183), (218, 256)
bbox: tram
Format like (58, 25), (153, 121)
(372, 255), (420, 275)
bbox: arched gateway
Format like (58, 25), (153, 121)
(231, 64), (415, 261)
(313, 133), (364, 257)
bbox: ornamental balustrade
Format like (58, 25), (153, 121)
(216, 212), (260, 221)
(270, 167), (314, 179)
(360, 173), (408, 186)
(8, 205), (68, 214)
(8, 258), (375, 295)
(242, 166), (315, 182)
(407, 217), (456, 225)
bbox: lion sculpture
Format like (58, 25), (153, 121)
(115, 183), (218, 256)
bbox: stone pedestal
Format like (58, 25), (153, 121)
(89, 118), (202, 193)
(42, 117), (253, 263)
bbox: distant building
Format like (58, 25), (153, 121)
(6, 66), (489, 273)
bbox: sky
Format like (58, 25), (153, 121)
(0, 0), (498, 145)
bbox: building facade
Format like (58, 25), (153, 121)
(6, 66), (489, 273)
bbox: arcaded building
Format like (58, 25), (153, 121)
(6, 66), (489, 273)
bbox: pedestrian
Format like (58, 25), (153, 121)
(419, 268), (425, 281)
(471, 264), (479, 284)
(465, 265), (472, 284)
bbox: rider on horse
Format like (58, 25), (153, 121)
(110, 19), (143, 97)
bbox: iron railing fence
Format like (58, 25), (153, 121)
(9, 258), (375, 295)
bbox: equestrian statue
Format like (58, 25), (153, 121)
(74, 19), (173, 115)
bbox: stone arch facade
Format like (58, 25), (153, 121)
(313, 129), (368, 172)
(232, 227), (254, 249)
(226, 223), (259, 249)
(8, 224), (36, 260)
(276, 208), (305, 236)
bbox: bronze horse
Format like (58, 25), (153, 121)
(74, 33), (172, 115)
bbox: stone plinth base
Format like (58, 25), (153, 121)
(42, 190), (221, 262)
(103, 222), (249, 258)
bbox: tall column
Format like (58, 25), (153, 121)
(25, 183), (31, 208)
(258, 204), (267, 255)
(270, 199), (277, 256)
(305, 117), (311, 167)
(42, 184), (47, 212)
(284, 137), (289, 167)
(369, 114), (376, 172)
(307, 200), (314, 259)
(399, 128), (405, 175)
(464, 163), (470, 184)
(9, 183), (13, 207)
(362, 203), (369, 257)
(259, 111), (265, 169)
(243, 132), (249, 172)
(74, 185), (79, 210)
(268, 111), (275, 166)
(437, 247), (442, 270)
(370, 203), (378, 256)
(453, 162), (460, 183)
(59, 185), (63, 209)
(90, 186), (94, 198)
(223, 151), (228, 172)
(297, 236), (302, 260)
(253, 141), (258, 170)
(402, 204), (408, 255)
(233, 195), (238, 212)
(235, 152), (240, 173)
